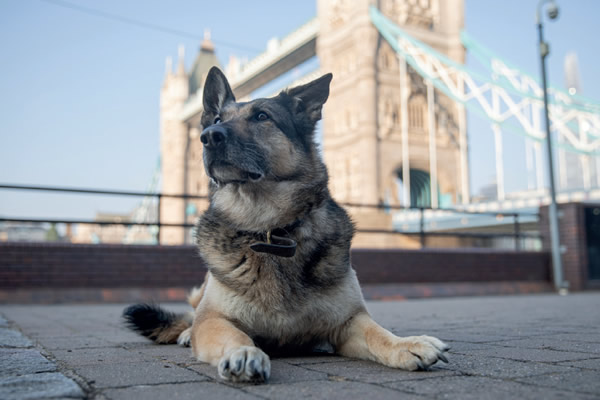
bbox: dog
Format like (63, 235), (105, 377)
(123, 67), (449, 383)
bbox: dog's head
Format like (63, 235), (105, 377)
(200, 67), (331, 188)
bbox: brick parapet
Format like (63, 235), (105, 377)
(0, 242), (550, 290)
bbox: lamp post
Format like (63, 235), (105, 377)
(536, 0), (567, 293)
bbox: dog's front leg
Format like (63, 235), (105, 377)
(191, 317), (270, 382)
(336, 313), (449, 371)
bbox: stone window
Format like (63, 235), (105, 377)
(378, 43), (398, 71)
(408, 95), (426, 131)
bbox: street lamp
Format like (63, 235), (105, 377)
(536, 0), (567, 293)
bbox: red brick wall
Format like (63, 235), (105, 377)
(351, 248), (550, 283)
(0, 242), (205, 289)
(0, 242), (550, 290)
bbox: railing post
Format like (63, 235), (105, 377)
(157, 194), (162, 244)
(419, 207), (426, 248)
(514, 213), (521, 251)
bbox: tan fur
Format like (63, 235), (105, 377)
(211, 180), (312, 233)
(193, 271), (365, 349)
(187, 283), (206, 309)
(153, 319), (192, 344)
(190, 312), (255, 365)
(336, 313), (449, 371)
(187, 272), (448, 378)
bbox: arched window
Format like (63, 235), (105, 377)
(395, 168), (439, 208)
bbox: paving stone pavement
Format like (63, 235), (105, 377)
(1, 293), (599, 399)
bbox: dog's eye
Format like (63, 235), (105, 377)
(255, 112), (269, 122)
(213, 117), (221, 125)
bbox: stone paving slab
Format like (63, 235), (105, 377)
(50, 347), (153, 366)
(514, 369), (600, 395)
(466, 345), (593, 363)
(187, 359), (330, 384)
(72, 361), (207, 389)
(0, 329), (33, 348)
(245, 380), (428, 400)
(0, 322), (84, 399)
(103, 381), (264, 400)
(33, 335), (113, 351)
(431, 352), (577, 379)
(382, 375), (599, 400)
(556, 357), (600, 370)
(486, 336), (600, 354)
(300, 360), (460, 384)
(0, 349), (57, 376)
(0, 293), (599, 399)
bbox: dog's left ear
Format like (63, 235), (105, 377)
(203, 67), (236, 115)
(286, 73), (332, 124)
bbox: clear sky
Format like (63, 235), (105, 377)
(1, 0), (599, 220)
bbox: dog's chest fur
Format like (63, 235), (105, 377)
(194, 198), (364, 347)
(201, 267), (364, 347)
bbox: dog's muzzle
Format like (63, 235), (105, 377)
(200, 125), (265, 184)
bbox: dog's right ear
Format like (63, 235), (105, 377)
(202, 67), (235, 115)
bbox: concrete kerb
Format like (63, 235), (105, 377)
(0, 316), (86, 400)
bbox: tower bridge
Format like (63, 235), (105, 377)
(156, 0), (600, 247)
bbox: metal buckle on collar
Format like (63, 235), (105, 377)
(250, 228), (297, 258)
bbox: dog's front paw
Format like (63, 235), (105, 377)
(177, 327), (192, 347)
(394, 335), (449, 371)
(218, 346), (270, 383)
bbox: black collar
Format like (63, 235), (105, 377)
(248, 219), (302, 258)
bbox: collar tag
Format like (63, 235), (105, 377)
(250, 228), (297, 257)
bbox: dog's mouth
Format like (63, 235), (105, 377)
(208, 161), (264, 184)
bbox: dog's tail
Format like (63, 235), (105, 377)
(122, 303), (192, 344)
(122, 284), (205, 344)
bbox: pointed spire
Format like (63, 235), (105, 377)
(165, 56), (173, 77)
(201, 28), (215, 52)
(177, 44), (185, 75)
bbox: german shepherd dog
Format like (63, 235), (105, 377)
(123, 67), (449, 383)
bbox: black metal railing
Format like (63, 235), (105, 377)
(338, 202), (539, 250)
(0, 184), (541, 249)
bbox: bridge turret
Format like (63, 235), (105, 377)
(159, 44), (190, 244)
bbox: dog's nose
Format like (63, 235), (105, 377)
(200, 125), (228, 148)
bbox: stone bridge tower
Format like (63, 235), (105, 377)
(317, 0), (466, 247)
